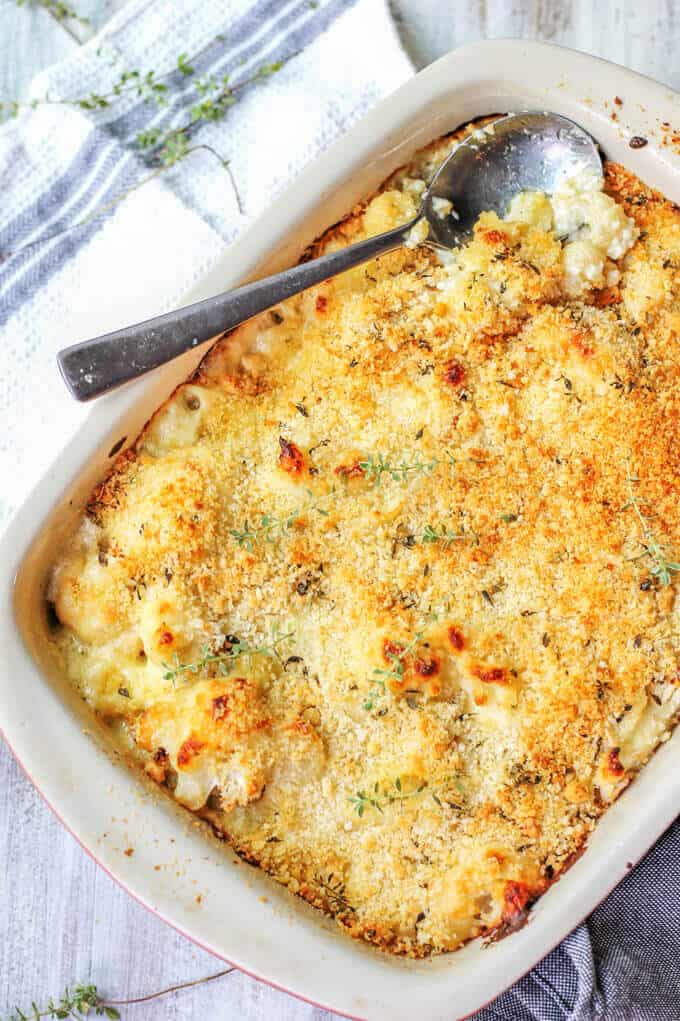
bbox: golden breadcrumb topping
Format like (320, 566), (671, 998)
(49, 121), (680, 956)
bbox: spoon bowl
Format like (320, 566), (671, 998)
(423, 111), (602, 248)
(58, 111), (602, 401)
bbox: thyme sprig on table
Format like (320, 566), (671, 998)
(6, 984), (118, 1020)
(0, 39), (289, 253)
(133, 60), (284, 174)
(6, 970), (234, 1021)
(349, 777), (428, 817)
(0, 48), (283, 126)
(624, 472), (680, 586)
(14, 0), (89, 29)
(162, 626), (294, 683)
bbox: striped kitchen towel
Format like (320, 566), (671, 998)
(0, 0), (411, 528)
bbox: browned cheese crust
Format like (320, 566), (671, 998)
(49, 120), (680, 956)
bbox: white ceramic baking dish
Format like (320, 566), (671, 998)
(2, 38), (680, 1021)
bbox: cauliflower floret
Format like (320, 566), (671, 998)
(551, 170), (637, 259)
(561, 239), (606, 296)
(506, 191), (554, 232)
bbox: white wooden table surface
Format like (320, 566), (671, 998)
(1, 1), (679, 1018)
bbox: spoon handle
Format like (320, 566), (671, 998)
(57, 219), (413, 401)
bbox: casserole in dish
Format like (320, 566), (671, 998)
(3, 39), (680, 1020)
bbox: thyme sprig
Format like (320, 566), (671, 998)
(349, 776), (428, 817)
(0, 48), (289, 255)
(230, 510), (303, 550)
(363, 629), (425, 710)
(0, 51), (282, 123)
(14, 0), (89, 28)
(363, 609), (443, 711)
(134, 61), (285, 172)
(6, 984), (118, 1020)
(315, 872), (356, 914)
(0, 51), (191, 120)
(230, 489), (331, 551)
(420, 522), (476, 548)
(162, 626), (294, 683)
(624, 472), (680, 586)
(7, 970), (234, 1021)
(359, 452), (455, 486)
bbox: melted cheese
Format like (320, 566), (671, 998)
(49, 122), (680, 958)
(507, 169), (637, 296)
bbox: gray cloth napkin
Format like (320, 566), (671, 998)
(474, 819), (680, 1020)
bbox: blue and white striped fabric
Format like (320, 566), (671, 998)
(1, 3), (678, 1018)
(0, 0), (411, 527)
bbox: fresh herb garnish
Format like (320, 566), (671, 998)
(363, 635), (417, 709)
(624, 471), (680, 586)
(358, 452), (455, 486)
(230, 510), (302, 550)
(230, 490), (331, 550)
(1, 44), (290, 255)
(349, 777), (428, 816)
(420, 523), (470, 548)
(162, 626), (294, 683)
(363, 622), (435, 711)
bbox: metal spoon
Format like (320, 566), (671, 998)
(57, 111), (601, 401)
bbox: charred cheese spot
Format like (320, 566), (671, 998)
(414, 655), (440, 678)
(278, 437), (307, 476)
(470, 663), (509, 685)
(606, 747), (625, 777)
(177, 736), (204, 767)
(500, 880), (533, 929)
(382, 638), (405, 663)
(442, 360), (467, 389)
(334, 460), (366, 479)
(448, 626), (466, 652)
(480, 228), (510, 247)
(136, 677), (272, 811)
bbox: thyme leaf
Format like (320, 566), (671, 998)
(314, 872), (356, 913)
(162, 626), (294, 683)
(230, 490), (333, 550)
(349, 777), (428, 816)
(7, 971), (234, 1021)
(6, 983), (118, 1020)
(625, 471), (680, 586)
(14, 0), (89, 27)
(359, 451), (455, 486)
(420, 522), (473, 548)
